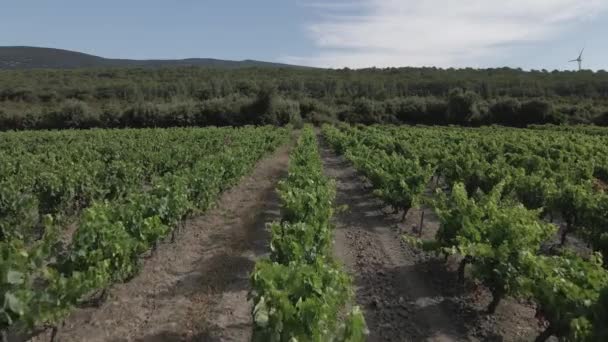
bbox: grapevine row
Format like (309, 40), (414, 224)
(1, 126), (288, 340)
(0, 127), (280, 242)
(250, 126), (367, 341)
(322, 124), (608, 341)
(326, 124), (608, 260)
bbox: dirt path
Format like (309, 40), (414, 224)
(36, 142), (291, 342)
(319, 140), (466, 342)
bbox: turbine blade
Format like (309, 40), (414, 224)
(579, 48), (585, 58)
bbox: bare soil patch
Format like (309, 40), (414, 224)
(30, 142), (291, 342)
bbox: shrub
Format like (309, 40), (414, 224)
(159, 101), (197, 127)
(48, 100), (99, 128)
(196, 95), (252, 126)
(425, 97), (449, 124)
(122, 102), (162, 127)
(249, 89), (301, 126)
(340, 98), (387, 124)
(594, 111), (608, 126)
(519, 99), (555, 126)
(100, 102), (124, 128)
(389, 96), (427, 123)
(0, 109), (16, 130)
(299, 98), (334, 120)
(489, 97), (521, 125)
(446, 88), (484, 125)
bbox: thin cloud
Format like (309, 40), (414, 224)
(298, 1), (369, 10)
(285, 0), (607, 68)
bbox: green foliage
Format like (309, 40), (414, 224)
(251, 126), (367, 341)
(522, 252), (608, 340)
(67, 206), (136, 283)
(0, 217), (102, 331)
(0, 126), (289, 335)
(581, 286), (608, 341)
(2, 64), (608, 129)
(325, 123), (608, 341)
(1, 63), (608, 129)
(434, 183), (556, 311)
(489, 97), (521, 125)
(50, 99), (100, 128)
(519, 99), (555, 126)
(388, 96), (429, 123)
(447, 88), (486, 125)
(579, 193), (608, 271)
(277, 130), (335, 227)
(269, 222), (330, 265)
(251, 259), (355, 342)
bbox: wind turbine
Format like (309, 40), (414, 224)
(569, 48), (584, 71)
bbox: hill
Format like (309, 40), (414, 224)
(0, 46), (300, 69)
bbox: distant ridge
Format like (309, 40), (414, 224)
(0, 46), (303, 70)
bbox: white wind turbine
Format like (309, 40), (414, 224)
(569, 48), (584, 71)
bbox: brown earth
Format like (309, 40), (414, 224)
(30, 141), (292, 342)
(319, 137), (544, 342)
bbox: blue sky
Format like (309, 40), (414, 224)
(1, 0), (607, 70)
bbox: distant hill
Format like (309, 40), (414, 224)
(0, 46), (301, 70)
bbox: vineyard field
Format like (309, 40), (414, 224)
(1, 126), (289, 340)
(2, 123), (608, 342)
(322, 123), (608, 341)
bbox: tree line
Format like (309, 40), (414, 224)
(0, 66), (607, 130)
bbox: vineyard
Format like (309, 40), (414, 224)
(323, 124), (608, 341)
(0, 126), (289, 340)
(250, 127), (366, 341)
(1, 122), (608, 341)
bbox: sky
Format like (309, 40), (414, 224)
(1, 0), (608, 70)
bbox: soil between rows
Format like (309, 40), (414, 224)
(29, 142), (292, 342)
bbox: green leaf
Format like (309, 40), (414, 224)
(6, 270), (24, 285)
(5, 292), (24, 315)
(253, 296), (269, 327)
